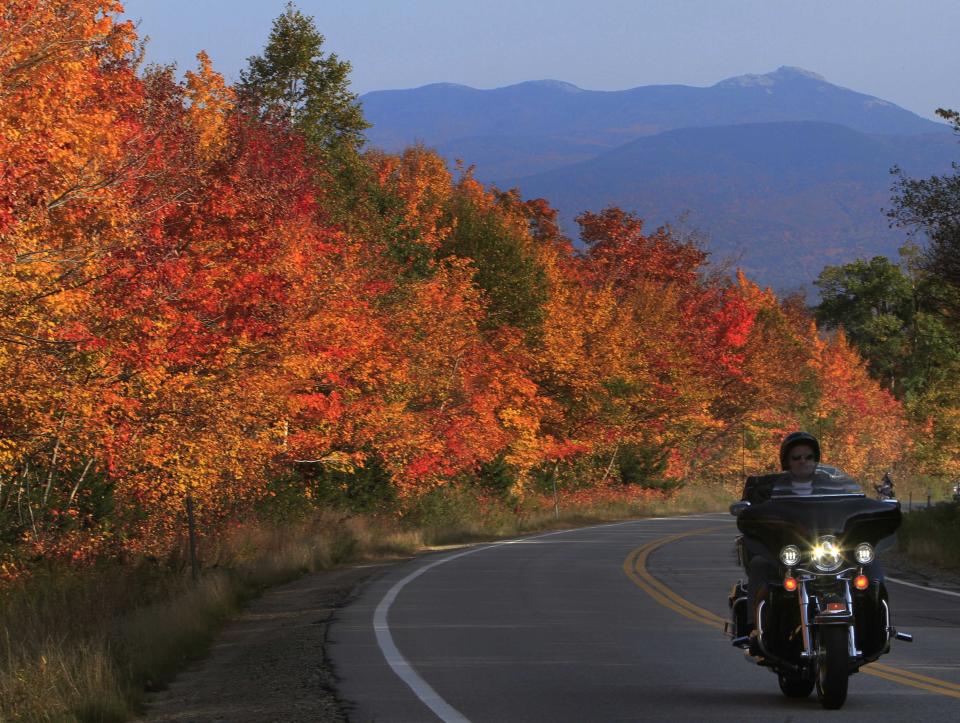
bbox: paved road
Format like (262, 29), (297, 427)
(328, 514), (960, 721)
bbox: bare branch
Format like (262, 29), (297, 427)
(67, 458), (95, 508)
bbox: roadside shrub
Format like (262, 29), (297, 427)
(897, 502), (960, 569)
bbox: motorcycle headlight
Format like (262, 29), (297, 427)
(854, 542), (874, 564)
(812, 535), (843, 571)
(779, 544), (801, 566)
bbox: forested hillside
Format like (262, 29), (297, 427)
(7, 5), (960, 720)
(507, 122), (959, 289)
(0, 0), (926, 580)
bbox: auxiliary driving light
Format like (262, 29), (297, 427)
(854, 575), (870, 590)
(779, 544), (801, 566)
(784, 576), (798, 592)
(855, 542), (875, 564)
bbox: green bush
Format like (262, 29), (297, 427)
(475, 453), (518, 500)
(259, 451), (398, 522)
(617, 442), (682, 492)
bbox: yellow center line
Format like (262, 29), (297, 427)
(622, 526), (728, 630)
(859, 666), (960, 699)
(866, 661), (960, 695)
(623, 526), (960, 699)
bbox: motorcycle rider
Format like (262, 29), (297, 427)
(874, 471), (895, 500)
(738, 431), (884, 634)
(741, 431), (823, 505)
(732, 432), (907, 706)
(740, 431), (822, 632)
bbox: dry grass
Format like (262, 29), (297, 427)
(0, 489), (726, 721)
(1, 635), (125, 723)
(897, 502), (960, 570)
(0, 511), (431, 722)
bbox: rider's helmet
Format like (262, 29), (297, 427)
(779, 431), (821, 470)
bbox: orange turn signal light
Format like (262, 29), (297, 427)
(854, 575), (869, 590)
(784, 576), (798, 592)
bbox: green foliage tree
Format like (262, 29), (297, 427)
(815, 256), (913, 389)
(239, 2), (369, 161)
(887, 110), (960, 477)
(440, 190), (549, 336)
(475, 453), (518, 500)
(814, 252), (960, 399)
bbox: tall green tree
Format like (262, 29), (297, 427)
(439, 187), (549, 337)
(239, 2), (369, 160)
(815, 256), (912, 388)
(814, 253), (959, 399)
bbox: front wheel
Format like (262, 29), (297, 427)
(778, 674), (814, 698)
(816, 626), (850, 709)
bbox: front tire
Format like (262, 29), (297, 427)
(778, 674), (814, 698)
(816, 626), (849, 709)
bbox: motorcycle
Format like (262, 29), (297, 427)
(727, 469), (912, 709)
(874, 473), (895, 500)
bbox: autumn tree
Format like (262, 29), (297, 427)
(534, 208), (727, 487)
(812, 330), (907, 478)
(364, 145), (455, 276)
(0, 0), (142, 562)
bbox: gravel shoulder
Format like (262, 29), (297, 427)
(140, 561), (400, 723)
(884, 549), (960, 591)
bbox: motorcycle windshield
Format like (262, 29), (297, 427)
(738, 470), (901, 554)
(770, 468), (863, 498)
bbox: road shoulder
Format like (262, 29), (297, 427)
(140, 561), (399, 723)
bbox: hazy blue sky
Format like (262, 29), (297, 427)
(122, 0), (957, 120)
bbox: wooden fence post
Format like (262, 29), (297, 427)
(186, 494), (199, 582)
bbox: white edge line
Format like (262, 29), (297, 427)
(372, 516), (707, 722)
(887, 575), (960, 598)
(373, 548), (475, 723)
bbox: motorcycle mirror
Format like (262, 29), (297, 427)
(729, 500), (751, 516)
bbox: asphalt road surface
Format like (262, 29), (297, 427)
(329, 514), (960, 722)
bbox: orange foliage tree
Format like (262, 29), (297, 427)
(0, 0), (142, 561)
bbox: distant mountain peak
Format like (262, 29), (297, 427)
(772, 66), (828, 81)
(417, 82), (475, 91)
(715, 66), (828, 88)
(503, 79), (583, 93)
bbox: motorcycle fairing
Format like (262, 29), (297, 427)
(737, 495), (901, 556)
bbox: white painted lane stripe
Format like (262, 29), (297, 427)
(887, 575), (960, 598)
(373, 516), (714, 721)
(374, 547), (476, 723)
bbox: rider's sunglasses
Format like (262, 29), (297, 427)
(790, 453), (815, 462)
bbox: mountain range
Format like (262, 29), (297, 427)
(361, 67), (957, 290)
